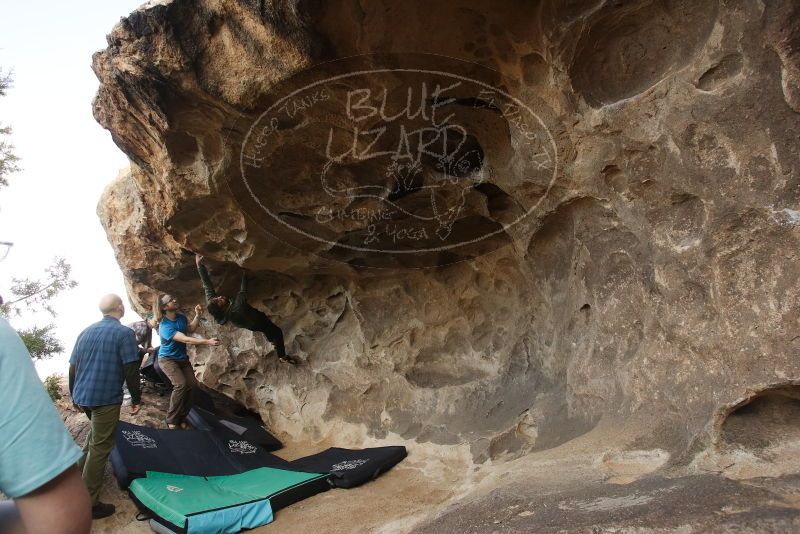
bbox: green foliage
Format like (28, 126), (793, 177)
(43, 374), (63, 402)
(0, 69), (9, 96)
(17, 324), (64, 359)
(0, 68), (19, 189)
(0, 257), (78, 318)
(0, 258), (77, 360)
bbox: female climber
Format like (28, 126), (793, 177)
(195, 254), (299, 365)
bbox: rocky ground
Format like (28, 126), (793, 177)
(58, 381), (800, 533)
(414, 416), (800, 533)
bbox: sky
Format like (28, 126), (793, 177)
(0, 0), (147, 376)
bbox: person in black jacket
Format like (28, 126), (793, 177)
(196, 255), (298, 364)
(126, 313), (156, 363)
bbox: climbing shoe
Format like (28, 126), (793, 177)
(279, 355), (300, 365)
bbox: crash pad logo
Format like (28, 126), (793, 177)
(228, 440), (258, 455)
(166, 485), (183, 493)
(236, 53), (559, 267)
(122, 430), (157, 449)
(331, 459), (369, 471)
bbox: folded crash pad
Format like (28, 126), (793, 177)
(130, 468), (330, 534)
(110, 421), (293, 489)
(186, 406), (282, 451)
(191, 386), (216, 412)
(288, 446), (407, 488)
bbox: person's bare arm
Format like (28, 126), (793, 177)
(186, 305), (202, 334)
(172, 331), (220, 346)
(14, 466), (91, 534)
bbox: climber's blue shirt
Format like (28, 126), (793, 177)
(159, 313), (188, 360)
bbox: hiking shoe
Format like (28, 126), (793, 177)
(91, 502), (115, 519)
(279, 355), (300, 365)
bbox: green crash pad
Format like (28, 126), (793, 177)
(130, 468), (327, 533)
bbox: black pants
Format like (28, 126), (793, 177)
(250, 312), (287, 357)
(0, 500), (20, 532)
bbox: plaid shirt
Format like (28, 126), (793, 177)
(70, 316), (139, 407)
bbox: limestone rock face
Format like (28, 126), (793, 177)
(94, 0), (800, 470)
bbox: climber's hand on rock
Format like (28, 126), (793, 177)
(194, 304), (203, 316)
(130, 404), (141, 415)
(206, 337), (221, 346)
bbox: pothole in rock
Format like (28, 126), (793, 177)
(721, 385), (800, 451)
(696, 53), (743, 92)
(701, 384), (800, 479)
(569, 0), (719, 107)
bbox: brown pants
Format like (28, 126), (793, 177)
(159, 358), (197, 425)
(78, 404), (121, 504)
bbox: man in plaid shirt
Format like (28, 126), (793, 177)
(69, 294), (142, 519)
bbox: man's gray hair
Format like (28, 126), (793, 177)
(99, 294), (123, 315)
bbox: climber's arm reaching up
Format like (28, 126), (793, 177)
(196, 255), (217, 303)
(187, 304), (202, 334)
(240, 269), (248, 294)
(234, 269), (249, 308)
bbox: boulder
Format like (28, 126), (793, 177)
(94, 0), (800, 470)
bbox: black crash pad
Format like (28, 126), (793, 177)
(110, 421), (292, 489)
(186, 406), (282, 452)
(288, 446), (407, 488)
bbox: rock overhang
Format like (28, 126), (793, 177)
(93, 0), (800, 466)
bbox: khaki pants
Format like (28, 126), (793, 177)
(159, 358), (197, 425)
(78, 404), (121, 505)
